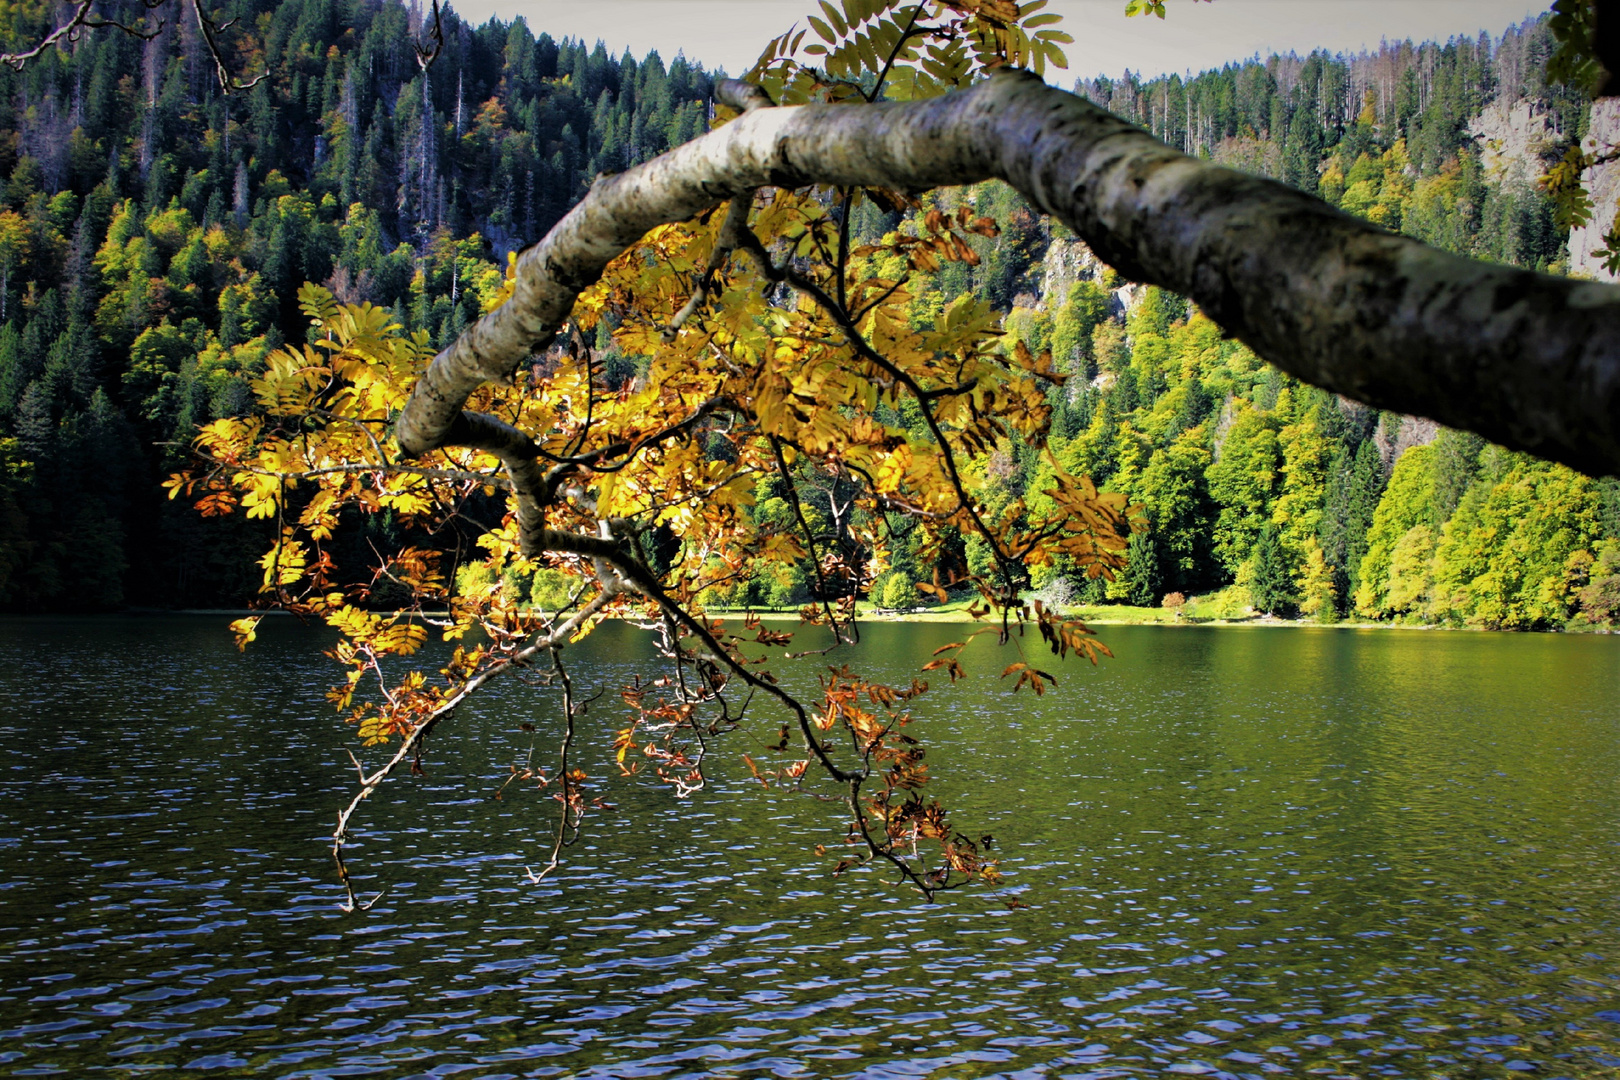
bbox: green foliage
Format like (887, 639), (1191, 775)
(1207, 404), (1282, 576)
(1428, 457), (1603, 629)
(1121, 530), (1160, 606)
(1050, 280), (1110, 375)
(1546, 0), (1602, 96)
(1182, 584), (1249, 620)
(1354, 444), (1436, 618)
(1331, 439), (1615, 630)
(529, 568), (574, 614)
(1133, 431), (1214, 593)
(881, 572), (921, 609)
(1248, 523), (1294, 616)
(1577, 542), (1620, 625)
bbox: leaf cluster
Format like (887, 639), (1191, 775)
(747, 0), (1071, 106)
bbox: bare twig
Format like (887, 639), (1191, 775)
(330, 588), (616, 911)
(0, 0), (162, 70)
(662, 194), (756, 342)
(189, 0), (266, 93)
(413, 0), (445, 71)
(524, 647), (581, 883)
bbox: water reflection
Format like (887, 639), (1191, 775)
(1, 615), (1618, 1077)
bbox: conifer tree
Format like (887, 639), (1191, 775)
(1249, 524), (1293, 616)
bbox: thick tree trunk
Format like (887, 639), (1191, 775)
(397, 70), (1620, 479)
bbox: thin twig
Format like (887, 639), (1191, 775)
(189, 0), (267, 93)
(662, 194), (755, 342)
(0, 1), (161, 70)
(413, 0), (445, 71)
(525, 647), (580, 883)
(330, 588), (616, 911)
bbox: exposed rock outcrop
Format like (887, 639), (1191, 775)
(1469, 98), (1560, 185)
(1037, 235), (1145, 318)
(1034, 234), (1104, 310)
(1569, 98), (1620, 283)
(1375, 414), (1440, 471)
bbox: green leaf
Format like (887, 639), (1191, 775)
(822, 0), (849, 36)
(856, 31), (880, 72)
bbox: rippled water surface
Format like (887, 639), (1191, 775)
(3, 616), (1620, 1079)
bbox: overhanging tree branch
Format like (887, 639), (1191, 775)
(398, 70), (1620, 481)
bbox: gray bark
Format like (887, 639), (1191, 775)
(396, 69), (1620, 480)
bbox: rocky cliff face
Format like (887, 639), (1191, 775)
(1037, 234), (1144, 318)
(1568, 98), (1620, 282)
(1469, 98), (1560, 186)
(1375, 414), (1441, 469)
(1035, 234), (1104, 309)
(1468, 94), (1619, 282)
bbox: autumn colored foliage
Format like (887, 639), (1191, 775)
(165, 1), (1144, 907)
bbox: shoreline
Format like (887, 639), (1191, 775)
(5, 607), (1611, 635)
(689, 605), (1616, 634)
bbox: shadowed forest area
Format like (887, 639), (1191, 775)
(0, 0), (1613, 629)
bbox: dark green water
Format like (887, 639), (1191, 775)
(2, 616), (1619, 1079)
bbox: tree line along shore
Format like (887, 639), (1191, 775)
(0, 1), (1612, 631)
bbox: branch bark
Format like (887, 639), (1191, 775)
(397, 70), (1620, 480)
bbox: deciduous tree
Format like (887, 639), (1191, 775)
(158, 0), (1620, 906)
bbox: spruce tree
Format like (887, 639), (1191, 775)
(1250, 523), (1293, 616)
(1123, 530), (1161, 607)
(0, 322), (22, 420)
(1343, 438), (1385, 602)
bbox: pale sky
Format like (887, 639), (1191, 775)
(444, 0), (1552, 80)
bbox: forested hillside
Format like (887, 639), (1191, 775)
(0, 0), (714, 608)
(1024, 23), (1620, 628)
(0, 0), (1613, 629)
(710, 17), (1617, 629)
(911, 19), (1615, 630)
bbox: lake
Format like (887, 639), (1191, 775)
(2, 615), (1619, 1079)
